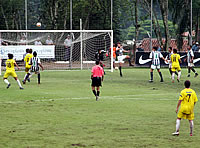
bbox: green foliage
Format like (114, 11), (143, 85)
(121, 19), (177, 40)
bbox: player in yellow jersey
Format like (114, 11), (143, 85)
(172, 80), (198, 136)
(3, 53), (24, 89)
(170, 49), (182, 83)
(22, 49), (33, 84)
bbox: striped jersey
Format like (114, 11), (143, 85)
(187, 50), (194, 63)
(29, 57), (41, 72)
(149, 51), (163, 66)
(116, 47), (124, 56)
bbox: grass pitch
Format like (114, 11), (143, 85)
(1, 68), (200, 148)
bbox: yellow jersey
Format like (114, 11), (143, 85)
(6, 59), (15, 71)
(24, 53), (33, 67)
(179, 88), (198, 115)
(171, 53), (180, 67)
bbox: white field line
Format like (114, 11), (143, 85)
(0, 94), (177, 104)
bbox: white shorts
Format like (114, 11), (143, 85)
(188, 63), (194, 67)
(118, 55), (127, 63)
(151, 65), (160, 70)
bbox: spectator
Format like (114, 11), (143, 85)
(19, 36), (27, 45)
(46, 36), (53, 45)
(157, 45), (163, 52)
(64, 34), (72, 61)
(34, 38), (42, 45)
(192, 42), (199, 52)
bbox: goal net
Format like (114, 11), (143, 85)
(0, 30), (113, 74)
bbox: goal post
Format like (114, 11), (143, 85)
(0, 30), (113, 72)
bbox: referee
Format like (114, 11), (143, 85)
(91, 61), (104, 101)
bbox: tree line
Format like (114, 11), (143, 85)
(0, 0), (200, 50)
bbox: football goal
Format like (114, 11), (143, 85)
(0, 30), (114, 75)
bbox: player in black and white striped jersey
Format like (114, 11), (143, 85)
(149, 46), (167, 82)
(24, 51), (44, 84)
(186, 45), (198, 77)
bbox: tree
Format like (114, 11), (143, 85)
(158, 0), (170, 51)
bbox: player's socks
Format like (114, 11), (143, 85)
(4, 79), (11, 89)
(191, 67), (196, 73)
(159, 72), (163, 82)
(92, 90), (97, 96)
(172, 73), (175, 81)
(128, 59), (133, 66)
(97, 91), (100, 96)
(169, 68), (172, 75)
(23, 73), (30, 84)
(23, 74), (27, 80)
(16, 79), (23, 88)
(38, 73), (41, 84)
(177, 71), (181, 81)
(190, 120), (193, 136)
(191, 68), (198, 77)
(119, 66), (122, 77)
(175, 119), (181, 133)
(4, 79), (9, 85)
(188, 68), (191, 77)
(150, 72), (153, 81)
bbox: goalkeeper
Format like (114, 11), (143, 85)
(95, 49), (106, 74)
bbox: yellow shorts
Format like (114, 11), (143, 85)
(25, 65), (31, 73)
(4, 70), (17, 78)
(177, 111), (194, 120)
(171, 66), (181, 72)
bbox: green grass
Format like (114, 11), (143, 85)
(1, 68), (200, 148)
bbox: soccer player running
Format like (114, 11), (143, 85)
(23, 51), (44, 84)
(170, 49), (182, 83)
(91, 61), (104, 101)
(167, 47), (178, 76)
(149, 46), (166, 82)
(22, 49), (33, 84)
(172, 80), (198, 136)
(3, 53), (24, 89)
(186, 45), (198, 77)
(23, 48), (30, 82)
(116, 42), (133, 77)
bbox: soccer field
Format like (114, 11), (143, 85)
(1, 68), (200, 148)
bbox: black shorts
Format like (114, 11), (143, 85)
(91, 77), (102, 87)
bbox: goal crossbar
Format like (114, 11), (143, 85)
(0, 30), (113, 33)
(0, 30), (113, 72)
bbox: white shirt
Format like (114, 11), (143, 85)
(64, 38), (72, 47)
(35, 41), (42, 45)
(20, 39), (27, 45)
(116, 47), (124, 56)
(46, 39), (53, 45)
